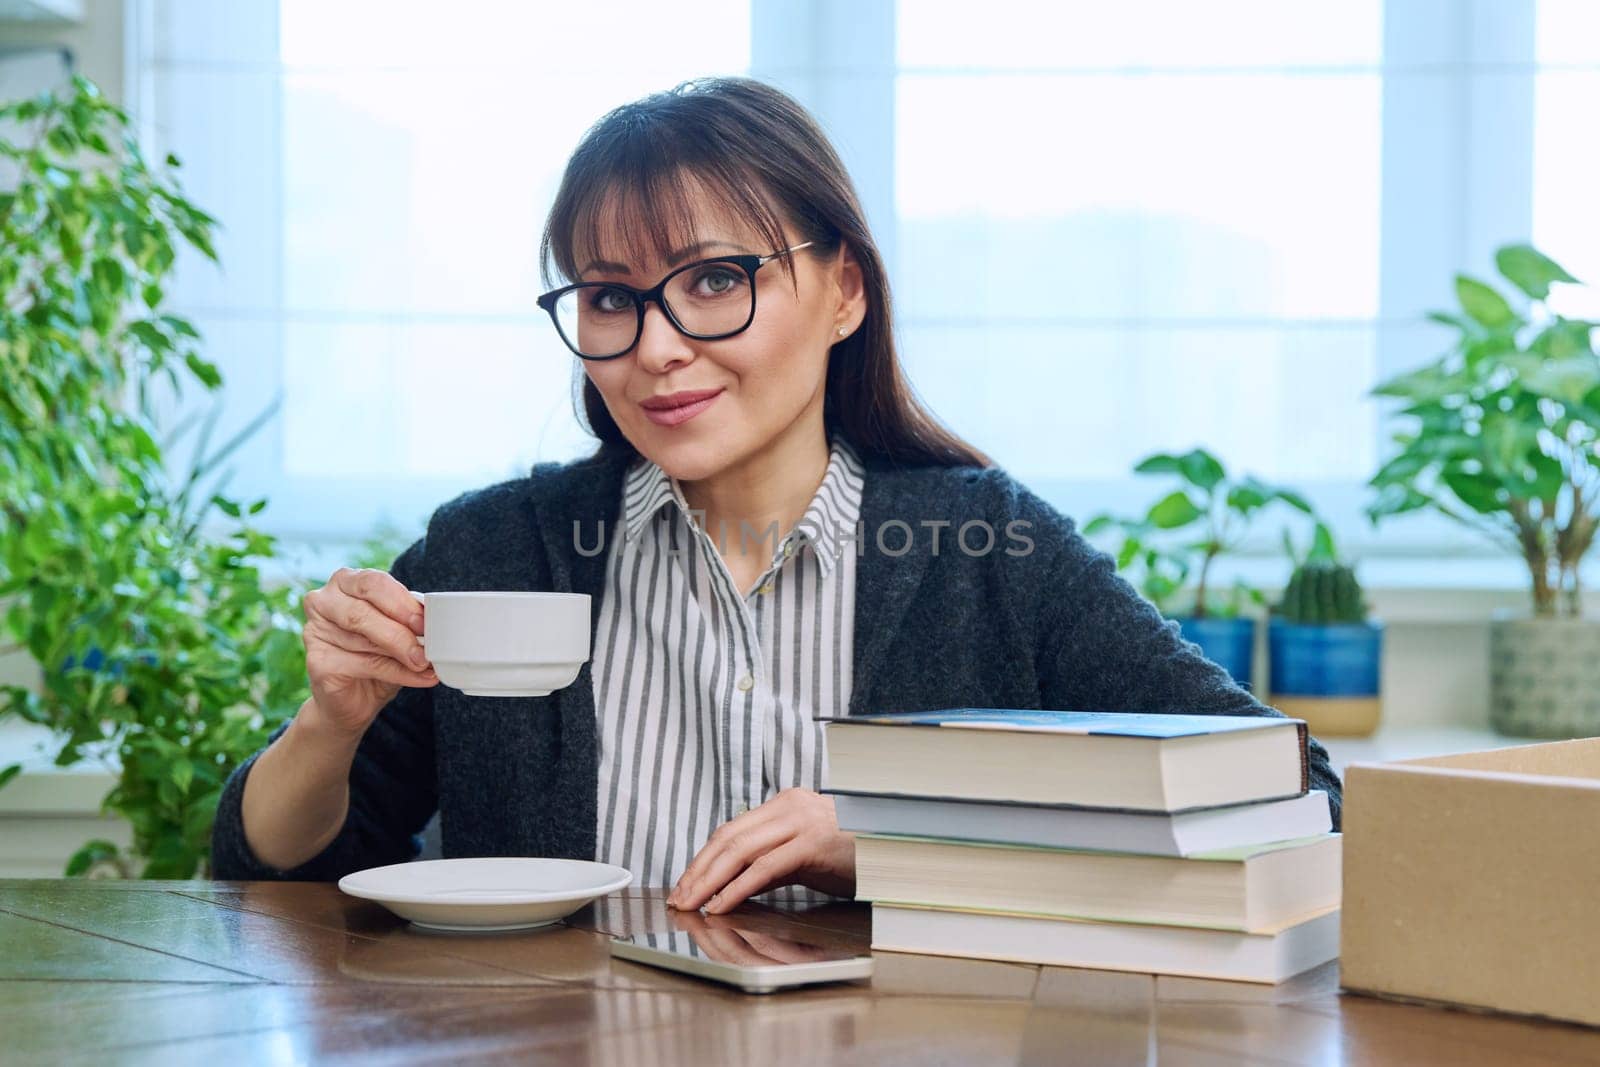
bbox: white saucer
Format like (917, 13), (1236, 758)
(338, 857), (632, 932)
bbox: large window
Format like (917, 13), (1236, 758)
(132, 1), (1598, 566)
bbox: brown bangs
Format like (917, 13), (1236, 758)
(544, 133), (799, 293)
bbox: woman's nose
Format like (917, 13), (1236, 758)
(635, 301), (694, 372)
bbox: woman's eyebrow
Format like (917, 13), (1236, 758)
(579, 239), (747, 277)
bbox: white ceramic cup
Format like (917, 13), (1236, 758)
(409, 591), (591, 697)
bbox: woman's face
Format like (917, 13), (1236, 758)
(573, 182), (865, 482)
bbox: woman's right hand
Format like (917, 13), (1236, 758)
(301, 566), (437, 738)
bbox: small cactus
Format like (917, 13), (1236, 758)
(1278, 560), (1366, 625)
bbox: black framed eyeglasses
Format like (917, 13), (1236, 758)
(536, 241), (816, 361)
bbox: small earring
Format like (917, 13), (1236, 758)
(836, 326), (847, 336)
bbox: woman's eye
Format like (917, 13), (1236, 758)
(694, 268), (743, 295)
(590, 287), (632, 313)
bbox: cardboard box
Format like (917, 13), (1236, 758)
(1341, 738), (1600, 1028)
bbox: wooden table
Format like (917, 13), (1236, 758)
(2, 880), (1597, 1065)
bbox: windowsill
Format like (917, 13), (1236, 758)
(0, 720), (116, 815)
(0, 549), (1562, 808)
(0, 719), (1545, 815)
(1200, 554), (1546, 624)
(254, 536), (1551, 625)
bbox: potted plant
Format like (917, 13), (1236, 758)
(1086, 448), (1313, 688)
(1268, 522), (1384, 737)
(1368, 243), (1599, 738)
(0, 77), (310, 876)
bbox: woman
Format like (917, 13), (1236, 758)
(211, 77), (1343, 912)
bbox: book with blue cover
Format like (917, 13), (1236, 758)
(820, 708), (1310, 812)
(825, 708), (1302, 738)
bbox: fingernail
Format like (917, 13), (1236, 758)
(411, 649), (429, 669)
(707, 892), (721, 911)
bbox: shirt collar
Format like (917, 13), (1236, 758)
(620, 437), (866, 577)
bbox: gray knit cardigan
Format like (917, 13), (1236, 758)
(210, 444), (1343, 880)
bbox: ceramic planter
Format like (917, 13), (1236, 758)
(1173, 615), (1256, 690)
(1489, 614), (1600, 738)
(1268, 619), (1384, 737)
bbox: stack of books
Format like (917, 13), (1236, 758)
(821, 709), (1340, 984)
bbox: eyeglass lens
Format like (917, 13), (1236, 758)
(553, 261), (754, 358)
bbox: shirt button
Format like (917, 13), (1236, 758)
(737, 675), (754, 692)
(756, 583), (774, 596)
(782, 542), (794, 558)
(733, 803), (749, 816)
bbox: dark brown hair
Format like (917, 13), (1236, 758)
(538, 76), (991, 470)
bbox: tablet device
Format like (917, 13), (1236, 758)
(608, 927), (873, 994)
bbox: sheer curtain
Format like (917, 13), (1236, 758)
(134, 0), (751, 546)
(892, 1), (1381, 530)
(1534, 0), (1600, 322)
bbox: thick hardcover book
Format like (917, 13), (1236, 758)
(854, 831), (1342, 931)
(820, 709), (1310, 812)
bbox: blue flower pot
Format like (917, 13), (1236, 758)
(58, 647), (117, 675)
(56, 645), (153, 680)
(1268, 619), (1384, 736)
(1173, 616), (1256, 690)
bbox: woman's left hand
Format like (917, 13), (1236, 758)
(667, 788), (856, 914)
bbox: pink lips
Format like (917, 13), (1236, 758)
(639, 388), (724, 427)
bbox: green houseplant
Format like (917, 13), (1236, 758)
(1268, 523), (1384, 737)
(1367, 243), (1599, 737)
(0, 77), (310, 876)
(1085, 448), (1312, 687)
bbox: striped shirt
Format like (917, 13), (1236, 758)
(592, 437), (866, 888)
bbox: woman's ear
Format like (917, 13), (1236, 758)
(832, 242), (868, 335)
